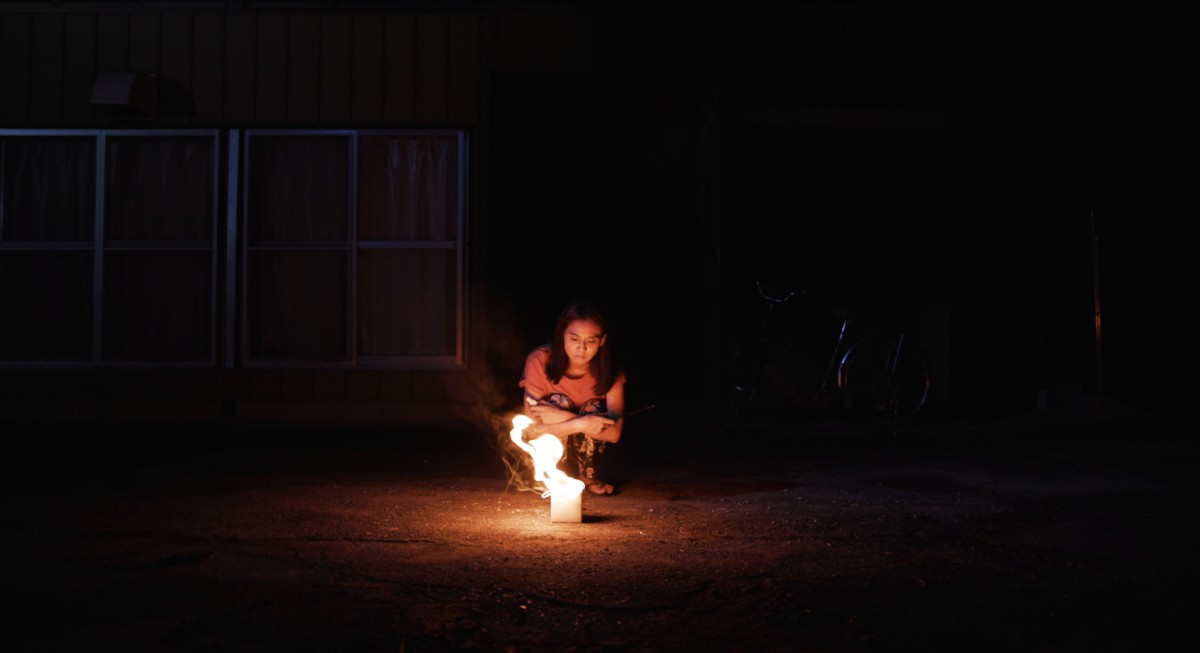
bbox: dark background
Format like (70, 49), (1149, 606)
(5, 8), (1198, 649)
(0, 1), (1195, 426)
(487, 3), (1199, 423)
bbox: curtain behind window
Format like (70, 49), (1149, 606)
(0, 137), (96, 360)
(103, 136), (216, 362)
(245, 135), (352, 362)
(357, 134), (460, 360)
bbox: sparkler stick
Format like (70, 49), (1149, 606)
(600, 404), (656, 420)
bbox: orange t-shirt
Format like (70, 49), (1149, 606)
(519, 345), (626, 410)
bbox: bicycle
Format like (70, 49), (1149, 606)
(721, 279), (932, 432)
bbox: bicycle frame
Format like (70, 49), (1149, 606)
(820, 317), (853, 396)
(722, 279), (931, 431)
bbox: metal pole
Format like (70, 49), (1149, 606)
(1091, 211), (1103, 398)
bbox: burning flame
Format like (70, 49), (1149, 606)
(509, 414), (586, 499)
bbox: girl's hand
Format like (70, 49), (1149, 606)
(521, 421), (546, 439)
(577, 413), (616, 438)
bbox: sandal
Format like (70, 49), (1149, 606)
(586, 482), (615, 496)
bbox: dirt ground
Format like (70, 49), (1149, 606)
(6, 407), (1197, 652)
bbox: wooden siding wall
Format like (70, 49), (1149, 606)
(0, 7), (593, 426)
(0, 9), (592, 127)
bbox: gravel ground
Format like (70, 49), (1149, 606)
(6, 408), (1197, 652)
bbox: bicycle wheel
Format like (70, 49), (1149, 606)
(836, 334), (931, 424)
(722, 342), (762, 432)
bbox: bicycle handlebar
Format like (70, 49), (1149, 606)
(755, 280), (798, 304)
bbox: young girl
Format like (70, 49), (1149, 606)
(519, 299), (627, 495)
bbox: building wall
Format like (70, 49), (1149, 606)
(0, 5), (593, 425)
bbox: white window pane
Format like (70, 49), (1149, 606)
(357, 249), (456, 357)
(1, 136), (95, 243)
(0, 251), (93, 360)
(247, 250), (349, 361)
(358, 134), (460, 241)
(105, 136), (216, 244)
(102, 251), (212, 362)
(247, 135), (350, 244)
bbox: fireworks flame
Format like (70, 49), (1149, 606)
(508, 414), (586, 500)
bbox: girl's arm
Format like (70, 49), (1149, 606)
(523, 391), (619, 441)
(594, 383), (625, 443)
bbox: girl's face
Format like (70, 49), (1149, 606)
(563, 318), (606, 369)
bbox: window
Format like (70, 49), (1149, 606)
(0, 128), (468, 369)
(356, 132), (464, 364)
(103, 133), (218, 363)
(1, 130), (218, 365)
(241, 130), (467, 368)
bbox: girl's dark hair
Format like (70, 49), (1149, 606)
(545, 299), (621, 395)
